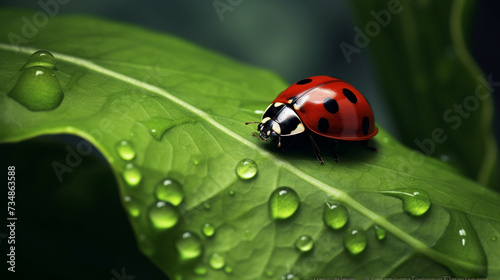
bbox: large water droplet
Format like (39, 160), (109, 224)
(201, 223), (215, 237)
(382, 189), (431, 216)
(269, 187), (300, 220)
(148, 201), (179, 229)
(21, 50), (57, 70)
(374, 225), (386, 241)
(116, 140), (136, 161)
(432, 211), (486, 276)
(209, 253), (225, 269)
(323, 202), (348, 230)
(235, 158), (258, 180)
(343, 229), (367, 255)
(123, 163), (142, 187)
(123, 196), (140, 217)
(8, 66), (63, 111)
(154, 179), (183, 206)
(295, 235), (314, 252)
(175, 231), (202, 260)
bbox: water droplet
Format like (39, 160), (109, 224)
(116, 140), (136, 161)
(294, 235), (314, 252)
(432, 211), (486, 276)
(382, 137), (389, 143)
(224, 266), (233, 274)
(148, 201), (179, 229)
(175, 231), (202, 260)
(235, 158), (258, 180)
(201, 223), (215, 237)
(265, 269), (274, 277)
(204, 202), (211, 210)
(269, 187), (300, 220)
(154, 179), (183, 206)
(193, 264), (207, 275)
(343, 229), (367, 255)
(21, 50), (56, 70)
(8, 66), (63, 111)
(123, 163), (142, 187)
(382, 189), (431, 216)
(492, 236), (498, 242)
(281, 273), (301, 280)
(209, 253), (225, 269)
(137, 117), (192, 141)
(374, 225), (386, 241)
(123, 196), (140, 217)
(228, 189), (235, 196)
(323, 202), (348, 230)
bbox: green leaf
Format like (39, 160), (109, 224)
(349, 0), (499, 188)
(1, 9), (500, 279)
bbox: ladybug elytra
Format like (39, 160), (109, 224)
(247, 76), (378, 164)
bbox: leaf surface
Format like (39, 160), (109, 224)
(1, 9), (499, 279)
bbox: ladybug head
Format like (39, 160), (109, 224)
(257, 119), (281, 143)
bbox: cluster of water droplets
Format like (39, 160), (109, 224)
(8, 50), (64, 111)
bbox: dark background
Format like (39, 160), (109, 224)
(1, 1), (498, 279)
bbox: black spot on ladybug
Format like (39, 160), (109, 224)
(318, 118), (329, 133)
(323, 98), (339, 114)
(296, 78), (312, 85)
(362, 116), (370, 135)
(342, 88), (358, 103)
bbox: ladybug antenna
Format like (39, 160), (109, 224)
(245, 121), (260, 125)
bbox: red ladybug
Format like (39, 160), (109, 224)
(247, 76), (378, 164)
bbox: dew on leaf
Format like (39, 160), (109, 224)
(224, 266), (233, 274)
(21, 50), (57, 70)
(193, 264), (207, 275)
(492, 236), (498, 242)
(137, 117), (190, 141)
(201, 223), (215, 237)
(228, 189), (235, 196)
(381, 189), (431, 216)
(176, 231), (203, 260)
(204, 202), (211, 210)
(265, 269), (274, 277)
(209, 253), (225, 269)
(323, 202), (348, 230)
(8, 66), (63, 111)
(235, 158), (258, 180)
(123, 163), (142, 187)
(281, 273), (301, 280)
(123, 195), (140, 217)
(343, 229), (367, 255)
(432, 211), (486, 276)
(373, 225), (386, 241)
(154, 179), (184, 206)
(116, 140), (136, 161)
(269, 187), (300, 220)
(294, 235), (314, 252)
(148, 201), (179, 229)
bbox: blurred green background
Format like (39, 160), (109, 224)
(1, 1), (498, 279)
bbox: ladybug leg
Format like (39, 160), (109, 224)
(332, 139), (339, 163)
(362, 140), (377, 152)
(308, 134), (324, 165)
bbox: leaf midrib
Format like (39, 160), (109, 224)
(0, 42), (485, 275)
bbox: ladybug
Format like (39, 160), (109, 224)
(247, 76), (378, 164)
